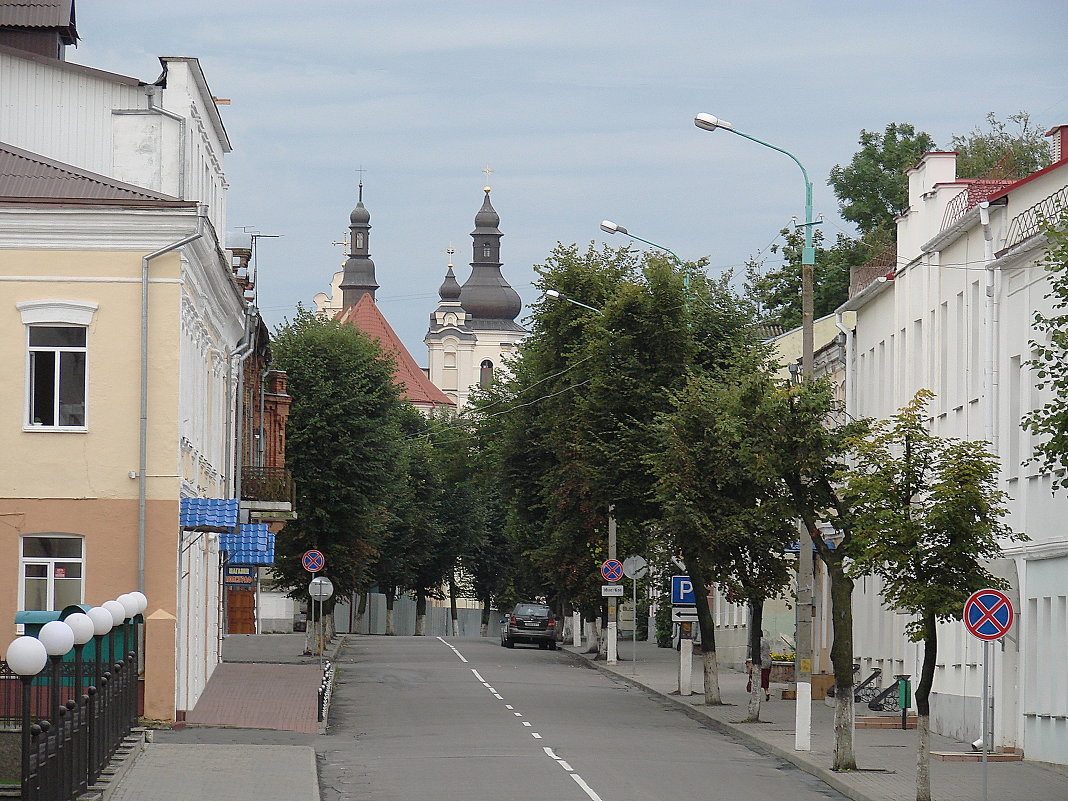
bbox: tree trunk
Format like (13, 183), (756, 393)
(745, 600), (764, 722)
(384, 589), (396, 636)
(415, 590), (427, 636)
(449, 572), (459, 636)
(353, 591), (368, 634)
(584, 615), (600, 655)
(686, 555), (722, 705)
(915, 612), (937, 801)
(480, 599), (491, 637)
(826, 557), (857, 771)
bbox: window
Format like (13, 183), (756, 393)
(21, 535), (84, 611)
(355, 233), (364, 249)
(482, 242), (491, 258)
(28, 326), (87, 426)
(444, 351), (456, 368)
(479, 359), (493, 388)
(18, 300), (96, 430)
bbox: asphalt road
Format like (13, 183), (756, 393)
(314, 636), (846, 801)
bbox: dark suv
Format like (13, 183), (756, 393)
(501, 603), (557, 649)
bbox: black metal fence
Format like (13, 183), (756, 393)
(1, 631), (141, 801)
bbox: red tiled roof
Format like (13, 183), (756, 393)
(336, 294), (455, 409)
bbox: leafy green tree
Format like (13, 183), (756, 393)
(270, 307), (404, 626)
(951, 111), (1051, 179)
(1022, 211), (1068, 485)
(828, 122), (936, 239)
(747, 377), (868, 771)
(651, 367), (794, 712)
(845, 391), (1022, 801)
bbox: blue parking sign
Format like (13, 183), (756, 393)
(671, 575), (696, 605)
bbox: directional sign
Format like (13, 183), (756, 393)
(671, 575), (696, 605)
(622, 555), (648, 579)
(601, 584), (624, 597)
(671, 607), (699, 623)
(601, 559), (624, 582)
(964, 588), (1014, 640)
(302, 550), (325, 573)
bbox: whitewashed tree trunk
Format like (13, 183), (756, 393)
(415, 614), (426, 636)
(584, 618), (600, 654)
(597, 618), (609, 659)
(352, 592), (368, 635)
(385, 607), (395, 636)
(701, 649), (722, 705)
(833, 691), (857, 767)
(746, 664), (762, 721)
(916, 714), (931, 801)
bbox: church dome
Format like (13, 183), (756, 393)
(471, 188), (501, 234)
(438, 265), (462, 300)
(350, 201), (370, 225)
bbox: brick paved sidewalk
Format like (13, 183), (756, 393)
(184, 662), (323, 733)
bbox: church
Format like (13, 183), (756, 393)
(314, 184), (525, 409)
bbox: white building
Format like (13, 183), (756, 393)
(840, 127), (1068, 765)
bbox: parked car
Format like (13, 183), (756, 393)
(500, 603), (558, 649)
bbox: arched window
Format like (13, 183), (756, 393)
(479, 359), (494, 388)
(355, 233), (364, 249)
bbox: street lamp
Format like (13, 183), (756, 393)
(6, 635), (47, 798)
(543, 289), (604, 316)
(600, 220), (690, 300)
(38, 620), (75, 718)
(694, 111), (817, 752)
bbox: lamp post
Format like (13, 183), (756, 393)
(601, 220), (690, 311)
(543, 289), (604, 316)
(63, 613), (95, 700)
(38, 620), (75, 719)
(694, 111), (817, 752)
(6, 635), (48, 799)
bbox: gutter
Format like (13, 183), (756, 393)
(138, 211), (205, 593)
(980, 202), (999, 454)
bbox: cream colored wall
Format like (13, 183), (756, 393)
(768, 312), (854, 381)
(0, 249), (183, 501)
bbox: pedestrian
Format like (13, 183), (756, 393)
(759, 631), (772, 701)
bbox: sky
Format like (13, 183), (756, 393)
(74, 1), (1068, 359)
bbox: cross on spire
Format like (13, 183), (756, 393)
(482, 165), (493, 189)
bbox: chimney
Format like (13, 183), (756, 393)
(1045, 126), (1068, 163)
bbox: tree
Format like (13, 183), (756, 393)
(1022, 211), (1068, 486)
(651, 367), (795, 712)
(829, 123), (936, 239)
(845, 391), (1022, 801)
(748, 377), (868, 771)
(951, 112), (1051, 179)
(270, 307), (405, 635)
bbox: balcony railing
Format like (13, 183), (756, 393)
(240, 466), (294, 505)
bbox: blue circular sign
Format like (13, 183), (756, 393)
(302, 550), (325, 573)
(964, 589), (1013, 641)
(601, 559), (624, 582)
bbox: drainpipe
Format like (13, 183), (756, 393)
(228, 309), (256, 499)
(139, 215), (204, 593)
(834, 312), (854, 419)
(980, 201), (999, 453)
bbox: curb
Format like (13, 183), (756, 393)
(562, 648), (880, 801)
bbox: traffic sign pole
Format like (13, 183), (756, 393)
(607, 509), (617, 665)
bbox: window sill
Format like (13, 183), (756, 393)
(23, 425), (87, 433)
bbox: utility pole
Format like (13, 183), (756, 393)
(607, 505), (617, 664)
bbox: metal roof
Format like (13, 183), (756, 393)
(0, 0), (74, 30)
(179, 498), (240, 531)
(0, 141), (185, 203)
(221, 524), (275, 565)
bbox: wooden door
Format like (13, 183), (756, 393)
(226, 588), (256, 634)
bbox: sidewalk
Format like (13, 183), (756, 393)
(103, 634), (345, 801)
(566, 640), (1067, 801)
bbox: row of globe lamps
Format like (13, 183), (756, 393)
(5, 592), (148, 679)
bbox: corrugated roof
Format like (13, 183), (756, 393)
(179, 497), (240, 531)
(0, 0), (73, 29)
(221, 524), (275, 565)
(336, 295), (456, 409)
(0, 141), (184, 202)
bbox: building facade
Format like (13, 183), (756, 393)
(841, 130), (1068, 765)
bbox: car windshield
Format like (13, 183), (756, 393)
(514, 604), (550, 617)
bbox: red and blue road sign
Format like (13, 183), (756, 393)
(302, 549), (325, 573)
(601, 559), (624, 582)
(963, 588), (1014, 641)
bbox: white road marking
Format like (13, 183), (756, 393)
(492, 693), (503, 699)
(572, 774), (605, 801)
(444, 639), (605, 801)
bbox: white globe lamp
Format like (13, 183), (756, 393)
(64, 613), (95, 646)
(5, 636), (48, 676)
(102, 600), (126, 626)
(86, 607), (113, 636)
(38, 620), (75, 657)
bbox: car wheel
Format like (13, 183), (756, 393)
(538, 642), (548, 650)
(504, 638), (515, 648)
(500, 637), (507, 647)
(549, 641), (558, 651)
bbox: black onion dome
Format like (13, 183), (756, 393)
(350, 201), (370, 224)
(439, 265), (462, 300)
(471, 188), (501, 234)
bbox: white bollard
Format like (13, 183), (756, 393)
(794, 680), (812, 750)
(607, 621), (617, 664)
(679, 636), (693, 696)
(572, 611), (581, 646)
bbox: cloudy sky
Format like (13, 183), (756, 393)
(75, 1), (1068, 358)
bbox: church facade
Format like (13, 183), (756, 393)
(425, 188), (525, 406)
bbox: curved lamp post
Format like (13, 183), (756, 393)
(64, 612), (95, 699)
(101, 601), (126, 666)
(543, 289), (604, 316)
(86, 607), (113, 687)
(695, 111), (817, 752)
(6, 635), (48, 797)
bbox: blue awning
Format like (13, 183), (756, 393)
(221, 523), (275, 565)
(179, 497), (240, 531)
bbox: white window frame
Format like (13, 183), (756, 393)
(18, 300), (97, 432)
(19, 534), (86, 614)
